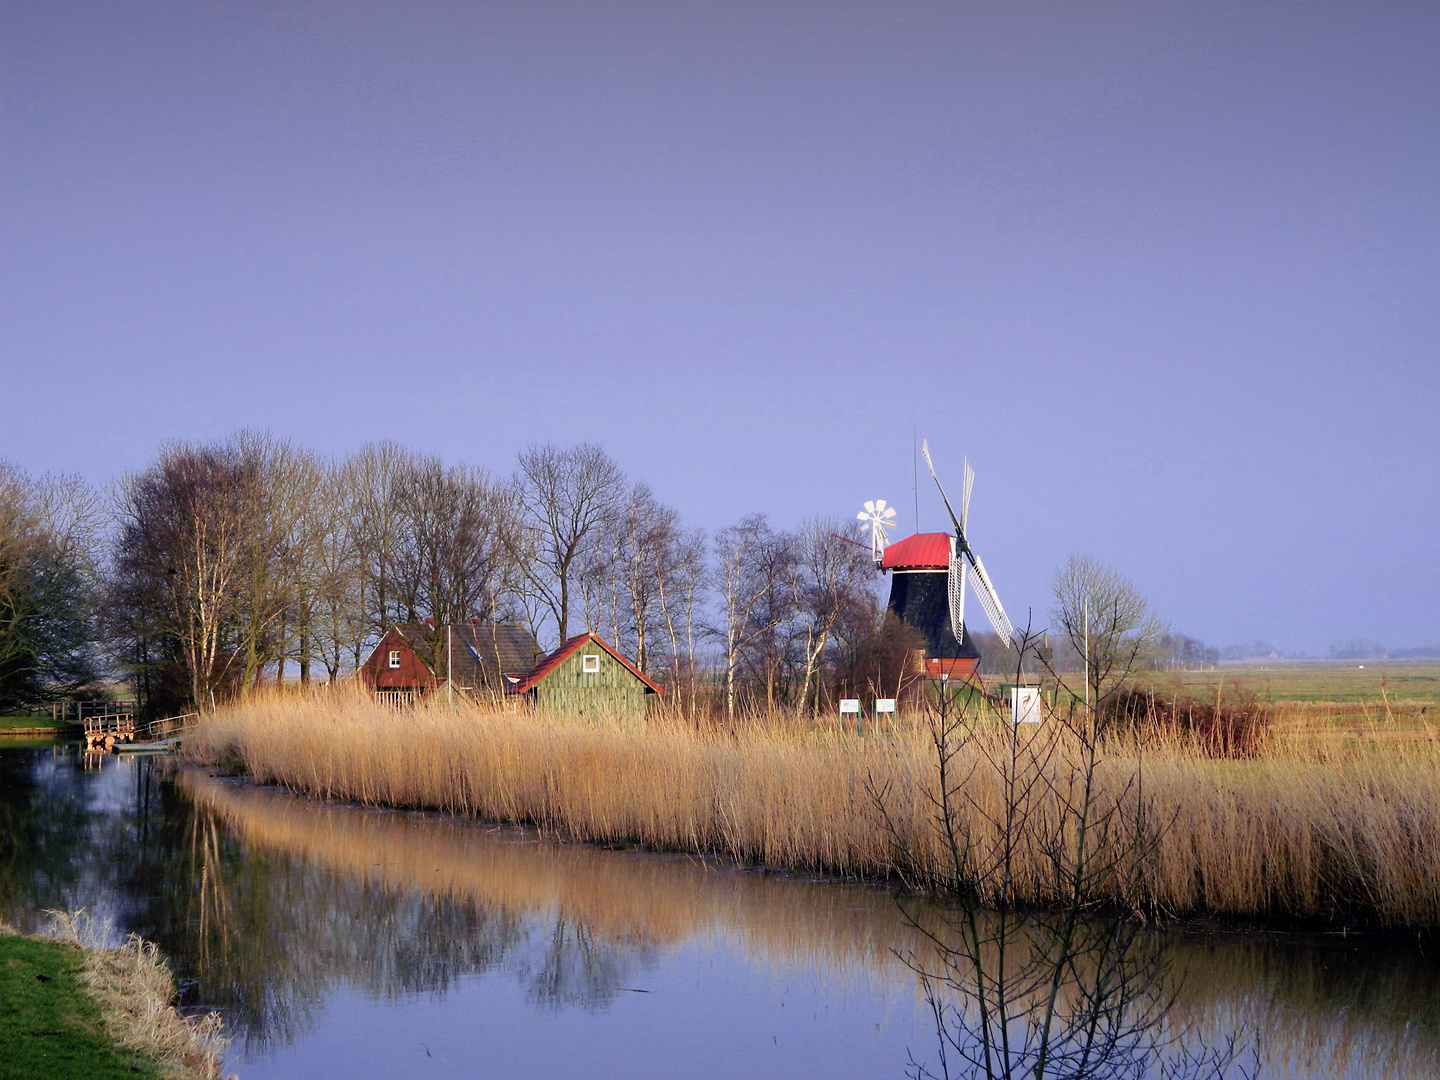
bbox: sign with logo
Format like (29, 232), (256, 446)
(839, 699), (861, 715)
(1009, 686), (1042, 724)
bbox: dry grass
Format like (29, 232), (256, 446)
(42, 911), (230, 1080)
(186, 687), (1440, 928)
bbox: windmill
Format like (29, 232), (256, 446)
(874, 441), (1013, 679)
(857, 499), (898, 564)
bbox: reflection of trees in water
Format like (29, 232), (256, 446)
(0, 750), (651, 1050)
(147, 806), (653, 1050)
(0, 749), (90, 917)
(520, 914), (657, 1010)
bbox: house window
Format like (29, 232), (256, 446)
(582, 654), (600, 673)
(388, 650), (402, 669)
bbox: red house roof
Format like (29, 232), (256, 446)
(508, 632), (663, 696)
(881, 532), (952, 570)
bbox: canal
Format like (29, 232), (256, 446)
(1, 744), (1436, 1079)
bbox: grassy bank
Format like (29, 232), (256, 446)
(0, 716), (69, 734)
(0, 917), (228, 1080)
(186, 689), (1440, 929)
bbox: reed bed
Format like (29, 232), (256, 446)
(186, 688), (1440, 928)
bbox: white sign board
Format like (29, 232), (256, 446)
(839, 699), (861, 715)
(874, 698), (896, 714)
(1009, 687), (1042, 724)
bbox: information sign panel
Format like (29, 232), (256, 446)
(1010, 687), (1042, 724)
(874, 698), (896, 714)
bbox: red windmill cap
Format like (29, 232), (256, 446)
(881, 532), (952, 570)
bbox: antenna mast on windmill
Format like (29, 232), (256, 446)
(857, 499), (898, 566)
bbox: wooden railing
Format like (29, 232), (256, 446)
(140, 713), (200, 741)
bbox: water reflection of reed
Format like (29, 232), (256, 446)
(178, 769), (1440, 1079)
(177, 769), (920, 986)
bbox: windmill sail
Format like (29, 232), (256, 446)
(966, 549), (1014, 647)
(923, 439), (1014, 649)
(947, 539), (967, 643)
(961, 458), (974, 535)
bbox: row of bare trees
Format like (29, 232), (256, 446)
(96, 434), (887, 716)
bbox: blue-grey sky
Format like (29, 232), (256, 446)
(2, 1), (1436, 653)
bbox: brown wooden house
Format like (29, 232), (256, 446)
(507, 631), (661, 717)
(359, 621), (544, 702)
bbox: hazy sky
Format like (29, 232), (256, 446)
(2, 1), (1436, 653)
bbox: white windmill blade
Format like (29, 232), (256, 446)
(874, 498), (887, 513)
(864, 500), (877, 514)
(881, 505), (897, 521)
(921, 440), (965, 537)
(947, 539), (968, 643)
(965, 549), (1014, 647)
(857, 510), (869, 521)
(961, 458), (975, 536)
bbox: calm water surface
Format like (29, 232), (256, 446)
(2, 744), (1437, 1079)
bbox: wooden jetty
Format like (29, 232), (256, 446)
(84, 712), (198, 753)
(83, 713), (136, 751)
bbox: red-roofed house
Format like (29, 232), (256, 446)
(358, 621), (543, 703)
(508, 632), (661, 717)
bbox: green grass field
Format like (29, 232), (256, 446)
(0, 716), (68, 731)
(1141, 661), (1440, 706)
(0, 933), (160, 1080)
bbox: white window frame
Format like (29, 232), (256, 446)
(388, 649), (402, 670)
(581, 654), (600, 674)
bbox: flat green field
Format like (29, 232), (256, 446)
(1142, 661), (1440, 706)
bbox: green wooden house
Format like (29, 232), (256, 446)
(508, 632), (661, 716)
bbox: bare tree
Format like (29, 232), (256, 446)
(111, 443), (253, 708)
(792, 518), (876, 714)
(613, 483), (679, 674)
(230, 432), (322, 694)
(1050, 554), (1167, 716)
(655, 525), (707, 711)
(346, 442), (415, 649)
(712, 515), (797, 717)
(389, 458), (513, 672)
(505, 443), (625, 646)
(306, 461), (364, 682)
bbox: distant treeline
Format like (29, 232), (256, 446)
(1216, 639), (1440, 662)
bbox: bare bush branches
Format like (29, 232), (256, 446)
(874, 631), (1251, 1080)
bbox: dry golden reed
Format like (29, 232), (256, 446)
(186, 687), (1440, 928)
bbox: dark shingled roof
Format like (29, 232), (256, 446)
(392, 622), (544, 689)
